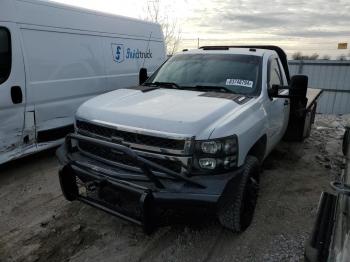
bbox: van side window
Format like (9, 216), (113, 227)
(0, 28), (11, 85)
(269, 59), (282, 86)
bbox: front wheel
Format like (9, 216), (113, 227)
(217, 156), (260, 232)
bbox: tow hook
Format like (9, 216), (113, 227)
(330, 181), (350, 196)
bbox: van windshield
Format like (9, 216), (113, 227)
(145, 54), (262, 95)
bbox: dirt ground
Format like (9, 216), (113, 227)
(0, 115), (346, 262)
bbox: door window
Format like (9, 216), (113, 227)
(269, 59), (282, 86)
(0, 28), (11, 85)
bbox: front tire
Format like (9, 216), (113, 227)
(217, 156), (260, 232)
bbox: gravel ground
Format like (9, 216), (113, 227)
(0, 114), (346, 262)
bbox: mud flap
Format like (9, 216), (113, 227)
(305, 192), (337, 262)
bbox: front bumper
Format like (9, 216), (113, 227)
(57, 134), (243, 232)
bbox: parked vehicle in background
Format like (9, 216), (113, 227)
(57, 45), (322, 233)
(305, 127), (350, 262)
(0, 0), (166, 164)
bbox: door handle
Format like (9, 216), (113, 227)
(284, 100), (289, 106)
(11, 86), (23, 104)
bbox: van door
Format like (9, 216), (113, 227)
(0, 23), (26, 163)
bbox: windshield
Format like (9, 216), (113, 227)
(146, 54), (262, 95)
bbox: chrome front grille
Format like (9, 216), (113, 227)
(76, 120), (191, 154)
(75, 120), (193, 173)
(78, 141), (183, 173)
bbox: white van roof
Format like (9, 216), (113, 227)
(1, 0), (164, 40)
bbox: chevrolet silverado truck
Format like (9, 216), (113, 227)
(57, 46), (322, 233)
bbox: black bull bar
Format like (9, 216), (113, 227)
(57, 134), (240, 233)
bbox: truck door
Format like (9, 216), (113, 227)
(266, 57), (286, 145)
(277, 58), (290, 136)
(0, 23), (26, 163)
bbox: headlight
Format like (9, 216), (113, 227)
(201, 141), (221, 154)
(197, 136), (237, 155)
(194, 135), (238, 172)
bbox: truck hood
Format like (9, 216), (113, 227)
(76, 88), (249, 139)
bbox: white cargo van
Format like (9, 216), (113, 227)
(0, 0), (166, 164)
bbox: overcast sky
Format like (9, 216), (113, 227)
(51, 0), (350, 58)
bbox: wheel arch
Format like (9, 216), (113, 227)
(246, 134), (267, 164)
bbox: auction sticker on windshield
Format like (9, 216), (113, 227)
(226, 79), (253, 88)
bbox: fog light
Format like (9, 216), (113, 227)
(199, 158), (217, 169)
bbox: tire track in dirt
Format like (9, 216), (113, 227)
(131, 220), (224, 262)
(135, 227), (179, 262)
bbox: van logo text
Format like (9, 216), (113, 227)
(112, 44), (125, 63)
(112, 43), (152, 63)
(126, 48), (152, 59)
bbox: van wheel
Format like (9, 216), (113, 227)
(217, 156), (260, 232)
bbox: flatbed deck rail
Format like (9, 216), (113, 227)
(284, 88), (322, 141)
(306, 88), (323, 110)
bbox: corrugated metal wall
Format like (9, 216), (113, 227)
(288, 61), (350, 114)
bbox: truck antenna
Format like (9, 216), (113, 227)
(142, 32), (152, 68)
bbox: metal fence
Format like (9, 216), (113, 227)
(288, 60), (350, 115)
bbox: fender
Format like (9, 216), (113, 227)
(209, 98), (268, 167)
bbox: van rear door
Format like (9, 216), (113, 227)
(0, 23), (26, 163)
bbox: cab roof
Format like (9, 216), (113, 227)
(184, 47), (268, 57)
(183, 45), (291, 83)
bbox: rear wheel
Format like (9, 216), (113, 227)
(217, 156), (260, 232)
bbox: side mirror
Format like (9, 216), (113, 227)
(267, 75), (308, 99)
(289, 75), (308, 98)
(139, 68), (148, 85)
(267, 84), (279, 98)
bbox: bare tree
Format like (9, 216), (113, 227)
(144, 0), (181, 55)
(292, 52), (320, 60)
(292, 52), (303, 60)
(338, 54), (347, 61)
(321, 54), (331, 60)
(309, 53), (319, 60)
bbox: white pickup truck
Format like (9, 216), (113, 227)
(57, 46), (322, 233)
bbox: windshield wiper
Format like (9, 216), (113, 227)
(188, 85), (236, 94)
(144, 82), (182, 89)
